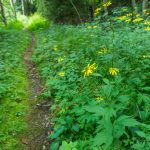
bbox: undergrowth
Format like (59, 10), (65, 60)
(33, 21), (150, 150)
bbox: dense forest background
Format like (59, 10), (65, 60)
(0, 0), (149, 25)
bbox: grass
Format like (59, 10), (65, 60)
(32, 23), (150, 149)
(0, 28), (30, 149)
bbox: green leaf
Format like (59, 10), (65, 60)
(116, 115), (139, 127)
(84, 105), (104, 115)
(72, 124), (79, 132)
(59, 141), (77, 150)
(92, 73), (102, 77)
(103, 78), (110, 84)
(118, 95), (130, 103)
(114, 115), (139, 139)
(135, 131), (146, 138)
(93, 130), (113, 148)
(50, 126), (66, 139)
(50, 141), (59, 150)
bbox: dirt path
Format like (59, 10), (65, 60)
(22, 33), (51, 150)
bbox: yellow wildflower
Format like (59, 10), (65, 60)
(143, 10), (150, 15)
(93, 26), (97, 29)
(94, 7), (101, 16)
(142, 55), (149, 58)
(87, 26), (92, 29)
(146, 12), (150, 15)
(109, 67), (119, 76)
(53, 45), (58, 51)
(58, 57), (64, 62)
(133, 18), (143, 22)
(96, 96), (104, 101)
(103, 1), (112, 7)
(95, 8), (101, 12)
(125, 18), (132, 22)
(98, 47), (108, 54)
(144, 21), (150, 25)
(126, 13), (132, 17)
(116, 16), (126, 20)
(82, 63), (97, 78)
(58, 72), (65, 77)
(136, 14), (140, 17)
(145, 27), (150, 31)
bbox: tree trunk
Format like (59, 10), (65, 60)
(0, 0), (7, 26)
(103, 0), (108, 16)
(142, 0), (149, 14)
(21, 0), (25, 15)
(132, 0), (138, 13)
(21, 0), (27, 15)
(10, 0), (17, 19)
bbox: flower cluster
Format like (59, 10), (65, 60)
(145, 27), (150, 31)
(94, 8), (101, 16)
(143, 10), (150, 16)
(125, 18), (132, 23)
(103, 1), (112, 7)
(133, 18), (143, 22)
(144, 20), (150, 31)
(116, 16), (126, 21)
(126, 13), (132, 17)
(144, 21), (150, 25)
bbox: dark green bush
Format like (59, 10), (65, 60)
(36, 0), (88, 24)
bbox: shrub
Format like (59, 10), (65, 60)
(26, 13), (49, 31)
(6, 20), (24, 30)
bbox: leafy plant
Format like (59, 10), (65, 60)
(26, 13), (49, 31)
(33, 12), (150, 150)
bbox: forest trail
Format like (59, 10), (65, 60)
(22, 34), (51, 150)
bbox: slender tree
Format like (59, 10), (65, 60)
(103, 0), (108, 16)
(132, 0), (138, 13)
(21, 0), (25, 15)
(142, 0), (149, 14)
(0, 0), (7, 26)
(10, 0), (17, 19)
